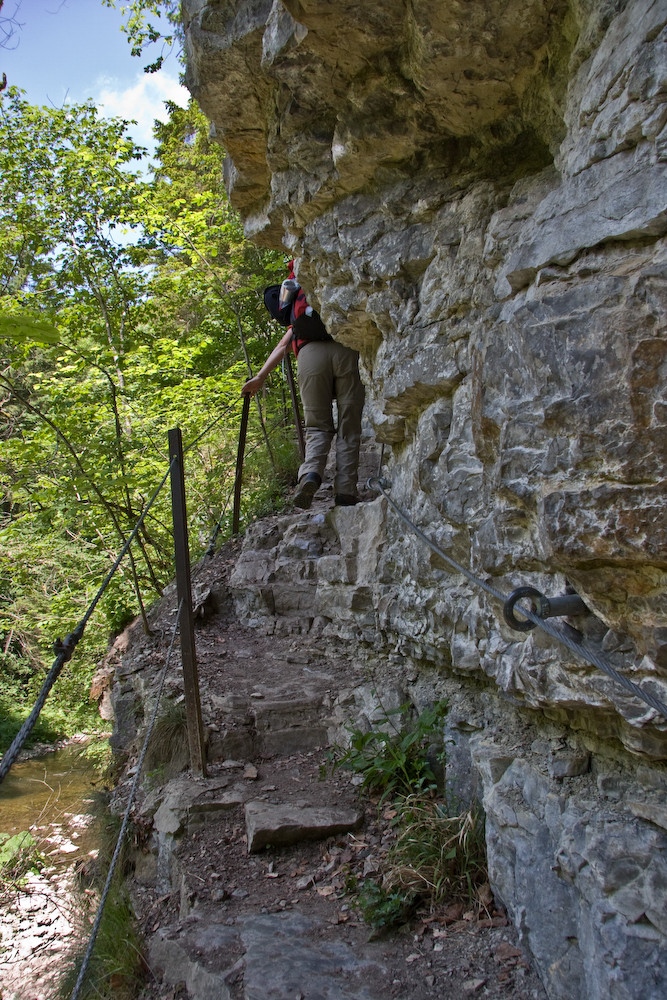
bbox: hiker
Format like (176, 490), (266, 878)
(241, 264), (365, 509)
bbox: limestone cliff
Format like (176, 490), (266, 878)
(180, 1), (666, 997)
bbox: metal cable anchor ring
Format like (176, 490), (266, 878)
(503, 586), (548, 632)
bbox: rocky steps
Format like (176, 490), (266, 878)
(109, 499), (548, 1000)
(100, 424), (667, 1000)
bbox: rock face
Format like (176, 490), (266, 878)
(183, 1), (666, 997)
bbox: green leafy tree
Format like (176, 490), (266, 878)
(0, 87), (163, 628)
(143, 99), (292, 471)
(102, 0), (181, 73)
(0, 89), (296, 750)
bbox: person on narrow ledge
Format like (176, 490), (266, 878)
(242, 262), (365, 509)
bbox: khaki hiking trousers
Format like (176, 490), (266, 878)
(296, 339), (365, 496)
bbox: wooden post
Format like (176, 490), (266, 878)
(285, 355), (305, 461)
(232, 394), (250, 535)
(168, 428), (207, 778)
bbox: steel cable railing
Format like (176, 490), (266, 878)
(0, 397), (251, 785)
(68, 600), (183, 1000)
(368, 477), (667, 721)
(0, 458), (177, 785)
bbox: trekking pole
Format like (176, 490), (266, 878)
(232, 393), (250, 535)
(285, 355), (305, 461)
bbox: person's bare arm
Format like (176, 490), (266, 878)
(241, 328), (293, 396)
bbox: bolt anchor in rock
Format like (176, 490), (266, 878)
(503, 586), (589, 633)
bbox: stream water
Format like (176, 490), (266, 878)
(0, 740), (106, 1000)
(0, 741), (101, 840)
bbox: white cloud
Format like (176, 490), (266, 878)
(95, 69), (190, 155)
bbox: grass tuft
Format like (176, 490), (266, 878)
(330, 698), (489, 933)
(59, 885), (146, 1000)
(383, 794), (487, 907)
(144, 699), (188, 779)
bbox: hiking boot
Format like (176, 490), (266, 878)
(334, 493), (359, 506)
(293, 473), (321, 509)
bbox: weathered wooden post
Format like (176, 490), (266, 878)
(232, 393), (250, 535)
(168, 427), (207, 778)
(285, 355), (305, 461)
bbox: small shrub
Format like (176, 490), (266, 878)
(330, 699), (449, 803)
(333, 698), (489, 933)
(350, 799), (487, 933)
(356, 879), (416, 934)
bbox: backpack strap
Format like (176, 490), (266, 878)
(290, 290), (332, 353)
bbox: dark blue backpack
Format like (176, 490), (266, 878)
(263, 284), (331, 343)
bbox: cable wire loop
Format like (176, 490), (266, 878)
(52, 624), (85, 662)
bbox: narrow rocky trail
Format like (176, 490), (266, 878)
(112, 467), (550, 1000)
(131, 585), (547, 1000)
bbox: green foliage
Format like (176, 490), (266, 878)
(355, 878), (414, 934)
(0, 89), (293, 749)
(102, 0), (181, 73)
(60, 886), (146, 1000)
(330, 699), (449, 803)
(0, 86), (148, 320)
(0, 313), (60, 344)
(75, 735), (114, 772)
(333, 699), (488, 933)
(0, 691), (94, 754)
(0, 516), (113, 750)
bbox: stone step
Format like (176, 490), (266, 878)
(149, 912), (388, 1000)
(244, 801), (363, 852)
(148, 775), (252, 836)
(207, 689), (332, 762)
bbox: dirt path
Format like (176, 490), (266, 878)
(121, 535), (549, 1000)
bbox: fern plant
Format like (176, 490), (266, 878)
(330, 699), (449, 802)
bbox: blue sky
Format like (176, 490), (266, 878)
(1, 0), (189, 151)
